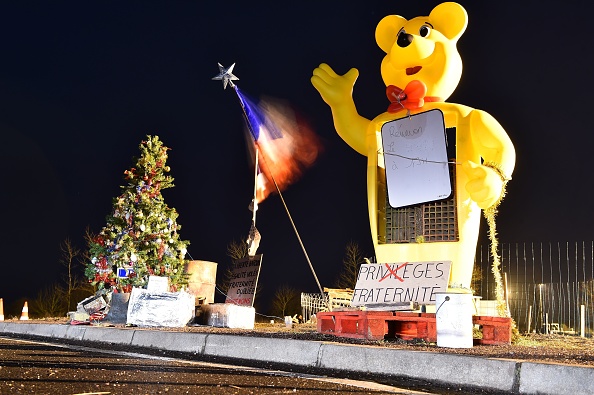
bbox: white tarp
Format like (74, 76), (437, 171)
(127, 287), (194, 327)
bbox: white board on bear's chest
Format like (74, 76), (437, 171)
(381, 109), (451, 208)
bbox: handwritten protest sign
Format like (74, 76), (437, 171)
(225, 254), (262, 307)
(381, 109), (451, 208)
(351, 261), (451, 308)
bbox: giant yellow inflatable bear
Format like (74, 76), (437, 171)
(311, 2), (515, 290)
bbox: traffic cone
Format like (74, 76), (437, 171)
(20, 301), (29, 321)
(0, 298), (4, 321)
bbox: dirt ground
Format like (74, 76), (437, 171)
(10, 318), (594, 368)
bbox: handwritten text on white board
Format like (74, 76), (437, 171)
(351, 261), (451, 306)
(381, 109), (451, 208)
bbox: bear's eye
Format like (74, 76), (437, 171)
(419, 25), (431, 37)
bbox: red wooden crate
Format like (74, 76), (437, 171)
(317, 311), (437, 341)
(473, 316), (512, 345)
(317, 310), (394, 339)
(317, 311), (512, 345)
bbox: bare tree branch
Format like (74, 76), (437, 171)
(335, 241), (365, 289)
(219, 238), (249, 294)
(30, 286), (66, 318)
(59, 238), (81, 311)
(271, 284), (299, 317)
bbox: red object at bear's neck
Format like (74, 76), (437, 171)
(386, 80), (442, 113)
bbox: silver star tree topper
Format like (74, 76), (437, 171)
(212, 62), (239, 89)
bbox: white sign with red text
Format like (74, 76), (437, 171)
(351, 261), (451, 306)
(225, 254), (262, 307)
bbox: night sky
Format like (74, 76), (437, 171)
(1, 1), (592, 314)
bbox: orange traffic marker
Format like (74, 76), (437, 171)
(20, 301), (29, 321)
(0, 298), (4, 321)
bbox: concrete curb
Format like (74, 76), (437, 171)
(204, 334), (321, 366)
(519, 362), (594, 395)
(318, 342), (518, 392)
(83, 326), (135, 345)
(131, 330), (207, 354)
(1, 322), (593, 395)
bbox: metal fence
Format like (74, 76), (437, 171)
(475, 242), (594, 336)
(301, 288), (354, 323)
(301, 292), (327, 323)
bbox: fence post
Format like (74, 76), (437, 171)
(581, 304), (586, 337)
(527, 305), (532, 333)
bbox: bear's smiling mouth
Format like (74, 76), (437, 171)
(406, 66), (422, 75)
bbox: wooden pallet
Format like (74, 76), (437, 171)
(473, 315), (513, 345)
(316, 310), (511, 345)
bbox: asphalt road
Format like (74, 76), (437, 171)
(0, 337), (432, 395)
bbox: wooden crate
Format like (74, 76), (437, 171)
(317, 311), (512, 345)
(474, 315), (512, 345)
(317, 310), (394, 340)
(317, 311), (437, 341)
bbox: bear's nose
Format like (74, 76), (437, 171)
(397, 31), (413, 48)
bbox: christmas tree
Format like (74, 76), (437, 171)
(86, 135), (190, 293)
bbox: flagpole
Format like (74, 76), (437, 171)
(236, 89), (328, 307)
(264, 167), (328, 307)
(214, 64), (328, 308)
(231, 83), (260, 225)
(252, 146), (259, 225)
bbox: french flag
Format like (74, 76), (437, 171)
(234, 87), (322, 203)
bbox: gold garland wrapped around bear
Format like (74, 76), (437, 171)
(482, 161), (510, 317)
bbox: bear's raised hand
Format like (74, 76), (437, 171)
(462, 160), (504, 210)
(310, 63), (370, 155)
(311, 63), (359, 107)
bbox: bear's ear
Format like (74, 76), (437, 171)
(376, 15), (408, 53)
(429, 2), (468, 41)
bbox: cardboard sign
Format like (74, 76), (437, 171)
(381, 109), (451, 208)
(225, 254), (262, 307)
(351, 261), (451, 307)
(146, 275), (169, 293)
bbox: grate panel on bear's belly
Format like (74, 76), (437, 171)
(383, 161), (458, 244)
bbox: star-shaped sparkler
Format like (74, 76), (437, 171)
(212, 62), (239, 89)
